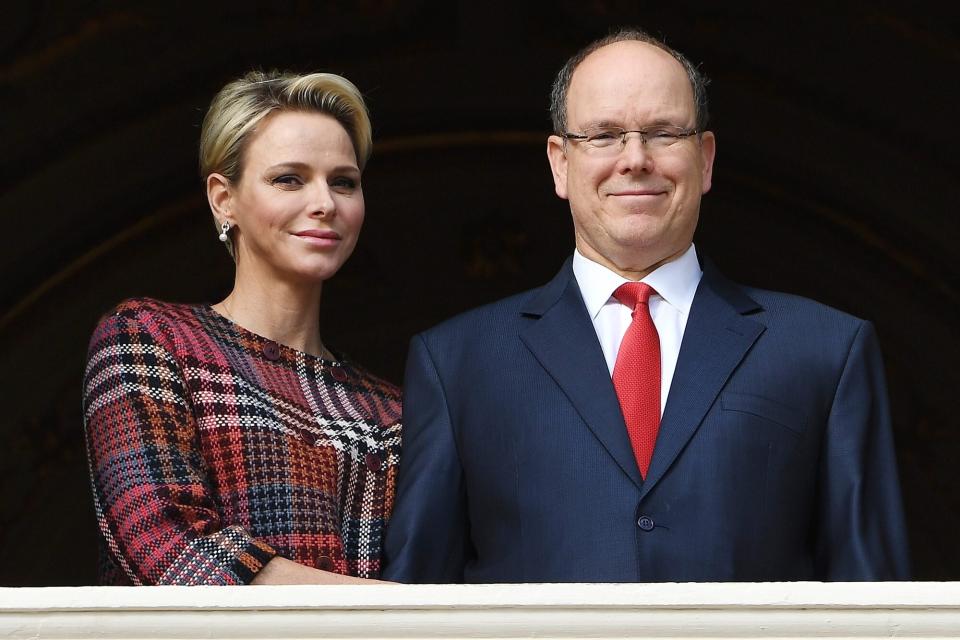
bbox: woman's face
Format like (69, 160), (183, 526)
(227, 110), (364, 285)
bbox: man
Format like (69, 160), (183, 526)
(383, 28), (910, 582)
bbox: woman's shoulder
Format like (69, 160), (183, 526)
(90, 297), (208, 349)
(107, 297), (201, 323)
(94, 297), (208, 329)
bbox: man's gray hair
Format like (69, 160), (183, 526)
(549, 27), (710, 134)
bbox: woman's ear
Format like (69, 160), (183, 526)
(206, 172), (234, 224)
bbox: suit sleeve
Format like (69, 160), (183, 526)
(82, 310), (276, 585)
(382, 333), (470, 582)
(816, 320), (911, 579)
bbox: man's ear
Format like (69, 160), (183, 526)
(206, 172), (234, 224)
(546, 135), (569, 200)
(698, 131), (717, 195)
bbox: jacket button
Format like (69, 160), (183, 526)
(262, 342), (281, 361)
(637, 515), (655, 531)
(365, 452), (382, 471)
(329, 367), (348, 382)
(317, 555), (335, 571)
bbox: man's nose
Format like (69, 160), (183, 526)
(618, 133), (654, 172)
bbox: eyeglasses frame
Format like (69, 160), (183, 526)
(560, 125), (700, 152)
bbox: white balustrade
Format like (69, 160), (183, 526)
(2, 582), (959, 639)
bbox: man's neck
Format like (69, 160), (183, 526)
(575, 241), (691, 281)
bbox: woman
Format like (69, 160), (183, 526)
(82, 70), (401, 585)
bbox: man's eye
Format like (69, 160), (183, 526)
(589, 130), (620, 141)
(648, 129), (677, 139)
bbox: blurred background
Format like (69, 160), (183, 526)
(1, 1), (957, 584)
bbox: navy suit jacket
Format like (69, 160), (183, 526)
(383, 257), (910, 582)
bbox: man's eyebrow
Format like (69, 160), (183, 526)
(579, 117), (691, 130)
(579, 119), (623, 129)
(642, 117), (691, 127)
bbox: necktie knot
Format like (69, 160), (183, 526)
(613, 282), (656, 312)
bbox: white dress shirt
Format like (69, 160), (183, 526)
(572, 244), (703, 416)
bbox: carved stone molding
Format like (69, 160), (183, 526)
(2, 582), (959, 639)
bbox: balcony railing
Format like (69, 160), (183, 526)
(2, 582), (959, 638)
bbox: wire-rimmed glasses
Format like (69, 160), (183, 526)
(561, 125), (699, 155)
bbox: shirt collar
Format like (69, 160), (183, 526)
(572, 243), (703, 319)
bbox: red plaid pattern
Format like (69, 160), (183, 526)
(83, 298), (401, 585)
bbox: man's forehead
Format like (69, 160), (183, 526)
(572, 41), (687, 89)
(566, 41), (694, 119)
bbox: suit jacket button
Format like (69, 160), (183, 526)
(637, 516), (655, 531)
(262, 342), (281, 360)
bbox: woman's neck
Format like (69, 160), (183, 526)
(214, 270), (330, 359)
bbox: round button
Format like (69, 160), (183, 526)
(329, 367), (348, 382)
(365, 452), (382, 471)
(637, 516), (655, 531)
(262, 342), (281, 361)
(317, 555), (335, 571)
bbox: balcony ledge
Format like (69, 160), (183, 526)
(2, 582), (959, 638)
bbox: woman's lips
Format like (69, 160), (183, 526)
(293, 229), (341, 247)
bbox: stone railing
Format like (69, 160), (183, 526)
(2, 582), (959, 638)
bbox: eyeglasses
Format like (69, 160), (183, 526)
(561, 125), (699, 154)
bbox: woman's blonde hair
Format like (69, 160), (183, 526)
(199, 69), (372, 183)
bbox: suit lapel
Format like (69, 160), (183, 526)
(519, 260), (644, 490)
(638, 263), (766, 500)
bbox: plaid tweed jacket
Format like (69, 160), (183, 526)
(82, 298), (402, 585)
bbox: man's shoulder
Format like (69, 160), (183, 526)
(727, 281), (870, 340)
(746, 285), (862, 321)
(419, 286), (542, 342)
(701, 259), (865, 328)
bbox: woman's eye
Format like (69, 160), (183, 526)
(332, 176), (358, 190)
(272, 174), (303, 187)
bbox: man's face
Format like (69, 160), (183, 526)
(547, 41), (716, 278)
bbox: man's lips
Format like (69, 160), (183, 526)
(608, 187), (667, 197)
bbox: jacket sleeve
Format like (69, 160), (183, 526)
(382, 333), (471, 582)
(82, 309), (276, 585)
(815, 320), (911, 580)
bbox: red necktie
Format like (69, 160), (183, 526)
(612, 282), (661, 478)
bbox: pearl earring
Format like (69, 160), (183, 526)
(218, 221), (231, 243)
